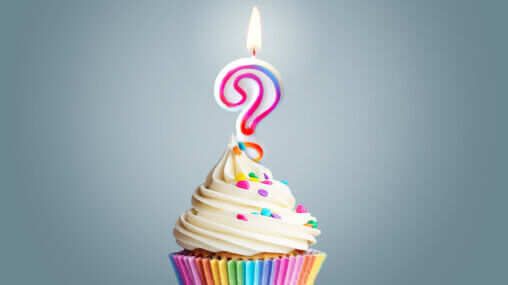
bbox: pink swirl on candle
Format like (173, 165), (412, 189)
(219, 64), (281, 136)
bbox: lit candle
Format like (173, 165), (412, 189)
(214, 6), (283, 161)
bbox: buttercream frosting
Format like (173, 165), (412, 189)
(173, 137), (320, 256)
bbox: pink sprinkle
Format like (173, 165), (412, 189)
(261, 180), (273, 185)
(237, 214), (248, 221)
(258, 189), (268, 197)
(236, 180), (250, 190)
(264, 173), (270, 179)
(296, 205), (307, 213)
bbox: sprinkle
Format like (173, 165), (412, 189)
(261, 208), (272, 217)
(271, 213), (281, 219)
(249, 177), (260, 182)
(233, 146), (242, 155)
(238, 142), (246, 151)
(261, 180), (273, 185)
(258, 189), (268, 197)
(307, 220), (318, 228)
(248, 172), (258, 178)
(304, 223), (313, 228)
(237, 214), (248, 221)
(235, 173), (248, 181)
(263, 173), (270, 179)
(251, 212), (259, 215)
(236, 181), (250, 190)
(296, 205), (307, 213)
(281, 180), (288, 185)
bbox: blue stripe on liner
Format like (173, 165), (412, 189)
(254, 260), (263, 285)
(169, 254), (183, 285)
(245, 260), (255, 285)
(261, 259), (272, 285)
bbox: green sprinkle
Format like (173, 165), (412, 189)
(307, 220), (318, 228)
(248, 172), (258, 178)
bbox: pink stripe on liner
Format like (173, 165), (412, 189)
(284, 257), (296, 285)
(290, 256), (305, 285)
(183, 257), (196, 285)
(175, 255), (192, 285)
(276, 258), (289, 285)
(183, 257), (192, 284)
(185, 256), (202, 285)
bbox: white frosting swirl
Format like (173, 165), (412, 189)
(173, 137), (321, 256)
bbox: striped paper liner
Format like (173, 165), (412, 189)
(169, 249), (326, 285)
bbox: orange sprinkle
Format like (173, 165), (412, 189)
(304, 224), (314, 227)
(233, 146), (242, 155)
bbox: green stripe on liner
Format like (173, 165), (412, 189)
(236, 261), (244, 285)
(227, 260), (237, 285)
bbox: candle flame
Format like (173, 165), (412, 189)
(247, 6), (262, 56)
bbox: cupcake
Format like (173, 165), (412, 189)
(170, 137), (325, 284)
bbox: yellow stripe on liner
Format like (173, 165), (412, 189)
(219, 259), (229, 285)
(306, 253), (327, 285)
(210, 259), (221, 285)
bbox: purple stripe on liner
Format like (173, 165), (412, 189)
(261, 259), (272, 285)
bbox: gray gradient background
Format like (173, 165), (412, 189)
(1, 0), (506, 284)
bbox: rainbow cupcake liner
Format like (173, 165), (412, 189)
(169, 249), (326, 285)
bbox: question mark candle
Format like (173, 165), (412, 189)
(214, 6), (283, 161)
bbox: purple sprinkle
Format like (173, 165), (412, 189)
(263, 173), (270, 179)
(258, 189), (268, 197)
(271, 213), (281, 219)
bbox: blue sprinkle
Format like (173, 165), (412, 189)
(238, 142), (246, 151)
(252, 212), (259, 215)
(281, 180), (288, 185)
(261, 208), (272, 217)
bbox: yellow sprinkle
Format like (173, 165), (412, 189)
(249, 177), (260, 182)
(235, 173), (247, 181)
